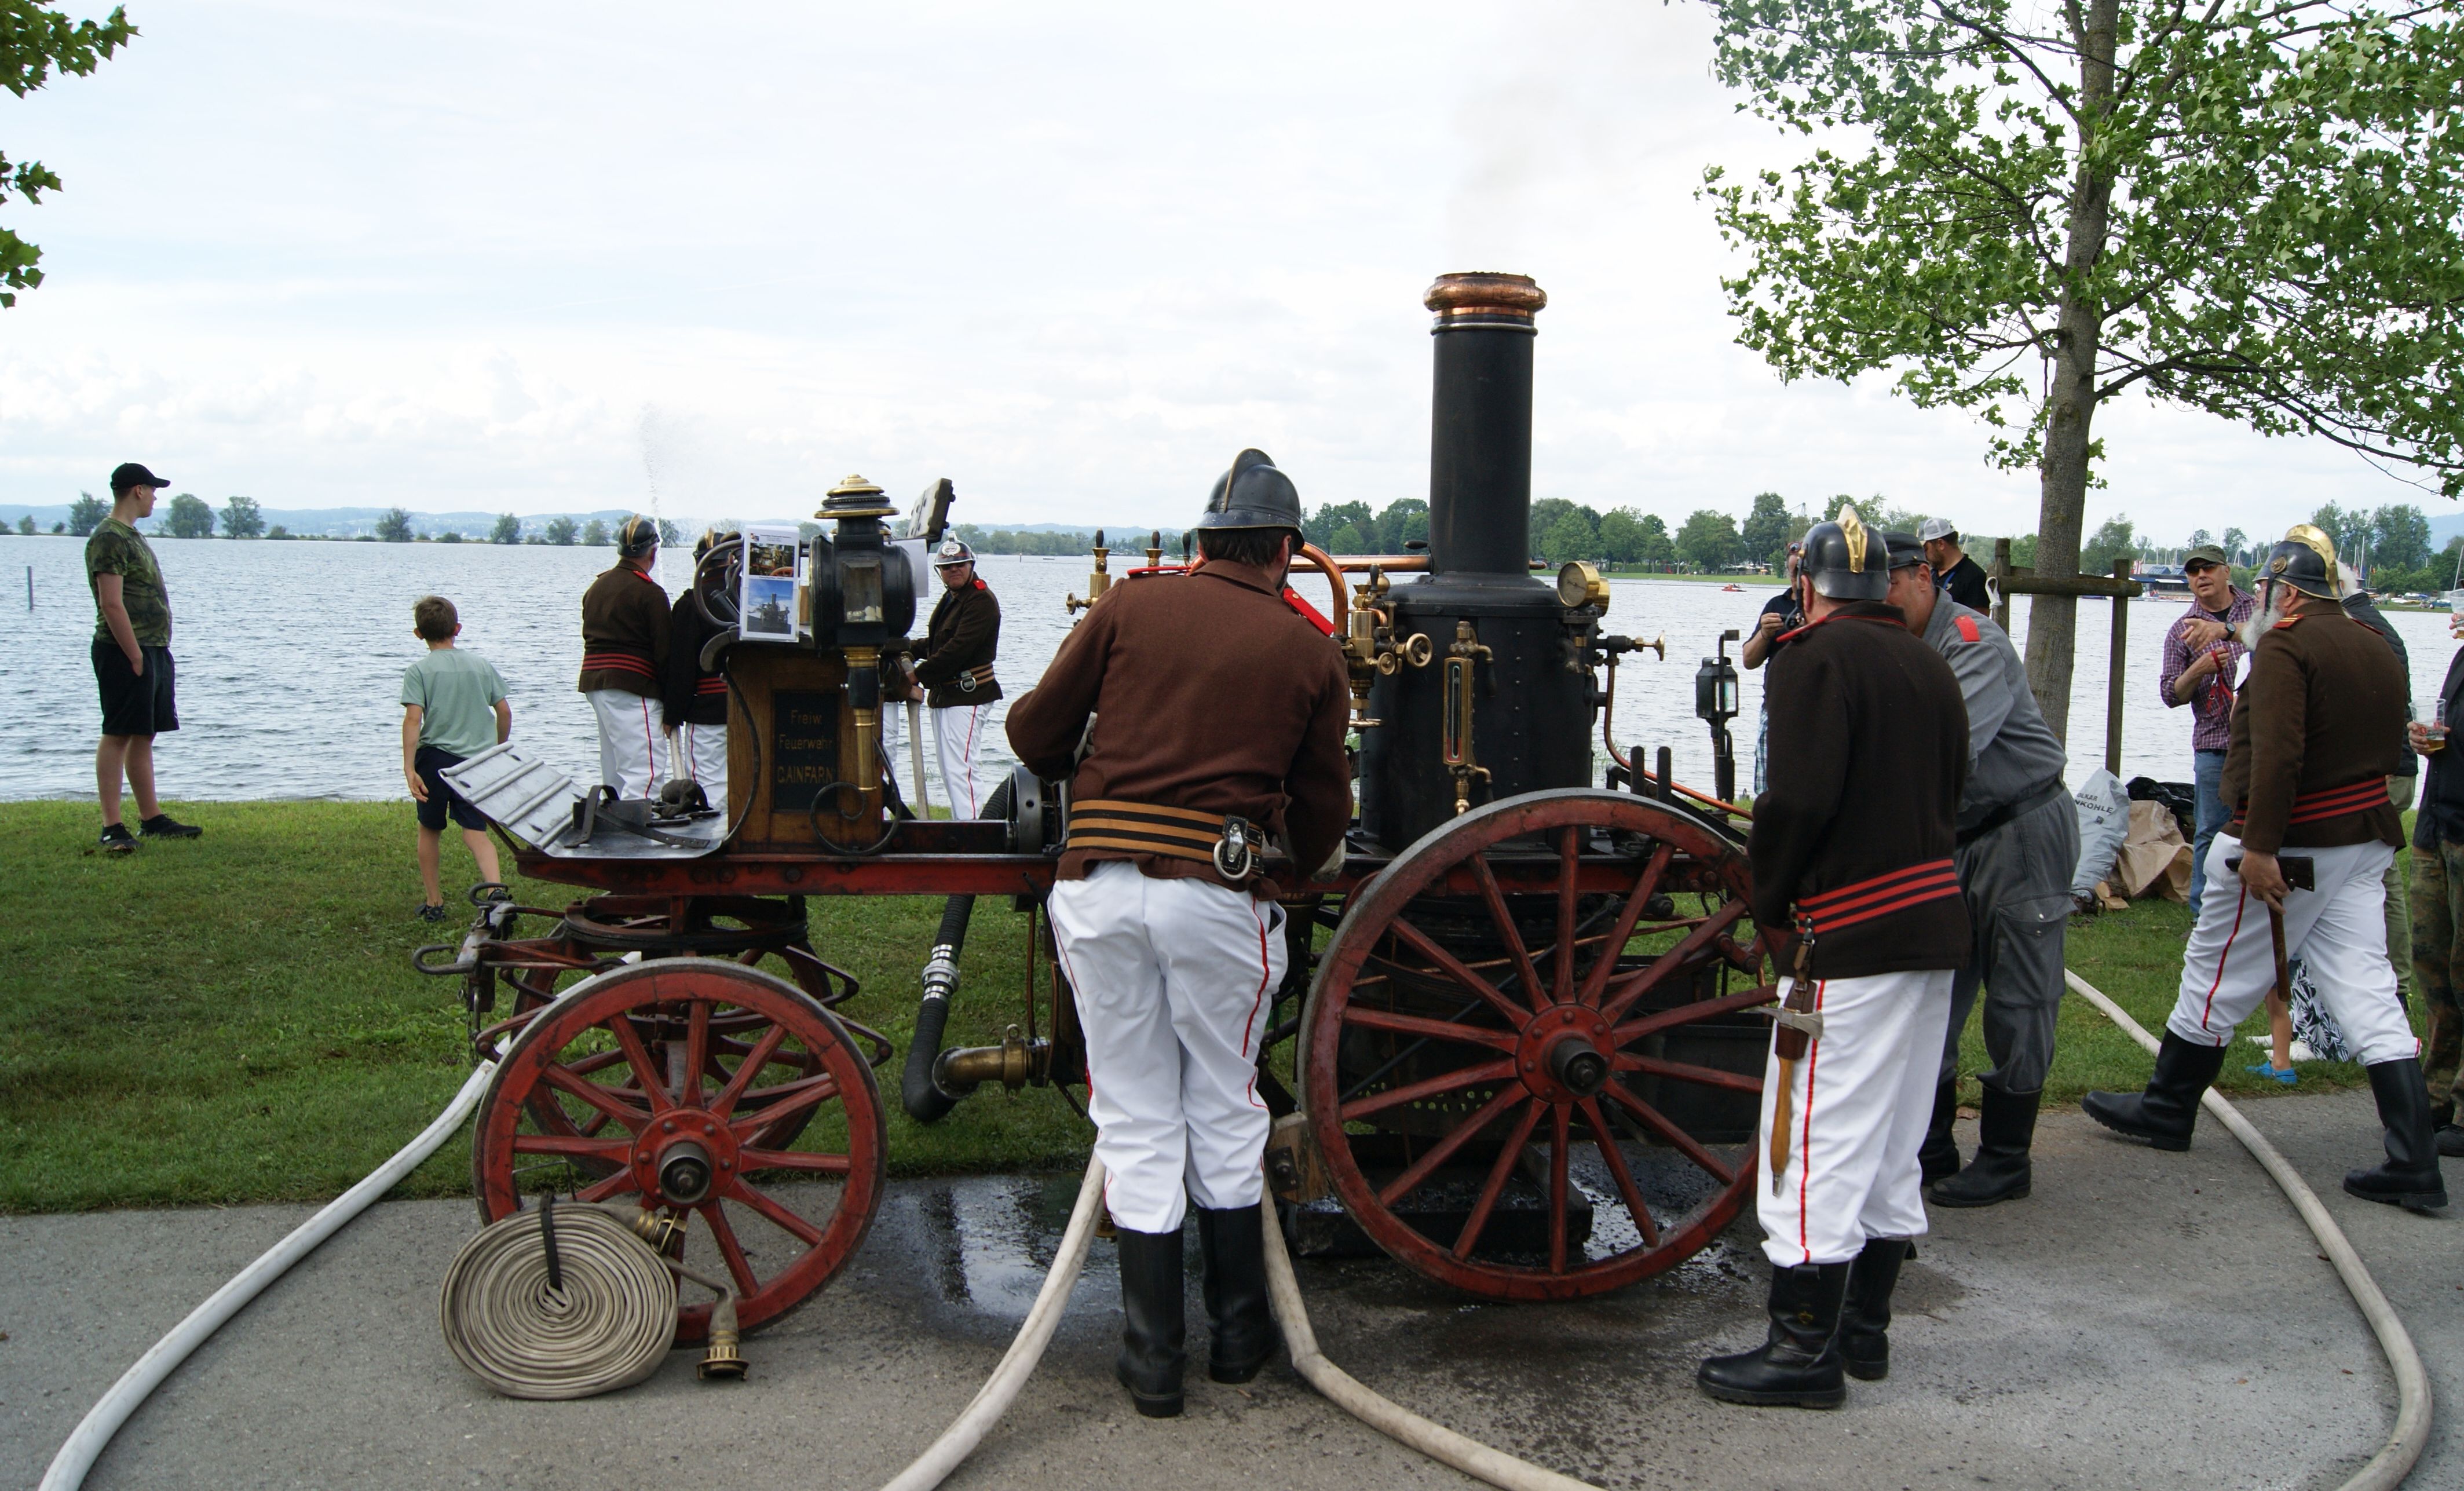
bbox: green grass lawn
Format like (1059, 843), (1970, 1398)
(0, 799), (2421, 1212)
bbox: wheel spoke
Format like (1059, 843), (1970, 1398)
(1552, 827), (1580, 1007)
(1339, 1058), (1516, 1123)
(1385, 917), (1531, 1030)
(575, 1170), (640, 1203)
(1452, 1099), (1544, 1260)
(1617, 1055), (1763, 1095)
(739, 1148), (854, 1175)
(1376, 1085), (1525, 1207)
(1548, 1102), (1570, 1274)
(682, 1000), (712, 1109)
(727, 1073), (841, 1137)
(1340, 1004), (1518, 1052)
(1603, 1083), (1738, 1185)
(1468, 857), (1547, 1008)
(1599, 898), (1750, 1025)
(710, 1023), (791, 1117)
(510, 1134), (632, 1164)
(1575, 843), (1674, 1008)
(540, 1062), (653, 1134)
(727, 1177), (825, 1245)
(699, 1200), (763, 1298)
(1578, 1097), (1659, 1248)
(608, 1014), (678, 1114)
(1611, 984), (1781, 1047)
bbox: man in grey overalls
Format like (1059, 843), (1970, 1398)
(1886, 532), (2078, 1207)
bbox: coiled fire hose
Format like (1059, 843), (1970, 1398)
(2064, 970), (2430, 1491)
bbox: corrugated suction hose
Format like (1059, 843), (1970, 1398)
(438, 1200), (746, 1399)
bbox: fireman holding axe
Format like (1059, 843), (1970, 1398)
(2085, 527), (2446, 1212)
(1697, 504), (1974, 1410)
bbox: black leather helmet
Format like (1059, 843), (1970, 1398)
(2262, 525), (2339, 600)
(616, 514), (660, 558)
(1194, 448), (1303, 533)
(1801, 504), (1889, 601)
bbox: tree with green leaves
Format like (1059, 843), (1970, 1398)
(1538, 507), (1601, 565)
(2369, 503), (2430, 575)
(375, 507), (414, 543)
(1304, 501), (1373, 551)
(266, 524), (290, 540)
(490, 513), (521, 545)
(66, 491), (105, 535)
(2, 4), (134, 308)
(1677, 509), (1743, 572)
(1599, 507), (1647, 566)
(1373, 498), (1429, 553)
(1636, 512), (1677, 569)
(1701, 0), (2464, 742)
(13, 513), (29, 534)
(162, 492), (213, 539)
(581, 517), (609, 546)
(544, 516), (579, 546)
(655, 517), (683, 547)
(1739, 490), (1792, 569)
(2080, 516), (2137, 577)
(219, 494), (264, 539)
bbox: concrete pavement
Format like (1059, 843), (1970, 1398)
(2, 1089), (2455, 1490)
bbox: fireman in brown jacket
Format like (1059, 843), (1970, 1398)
(1698, 504), (1972, 1410)
(1007, 449), (1350, 1419)
(576, 515), (671, 798)
(2085, 529), (2445, 1212)
(909, 539), (1002, 816)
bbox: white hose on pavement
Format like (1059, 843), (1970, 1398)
(39, 1058), (499, 1491)
(877, 1156), (1108, 1491)
(2065, 969), (2430, 1491)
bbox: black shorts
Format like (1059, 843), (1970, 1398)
(414, 746), (488, 832)
(93, 641), (178, 737)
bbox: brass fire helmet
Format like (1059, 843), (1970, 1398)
(2265, 524), (2341, 600)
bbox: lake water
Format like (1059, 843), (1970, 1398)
(5, 532), (2456, 806)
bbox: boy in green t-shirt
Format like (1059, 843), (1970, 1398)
(401, 595), (513, 922)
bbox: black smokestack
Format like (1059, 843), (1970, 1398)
(1424, 272), (1545, 579)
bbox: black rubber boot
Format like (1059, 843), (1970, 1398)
(1931, 1085), (2039, 1207)
(1696, 1262), (1851, 1408)
(2433, 1099), (2464, 1159)
(1917, 1079), (1961, 1185)
(2344, 1059), (2450, 1213)
(1197, 1204), (1280, 1383)
(1837, 1238), (1910, 1382)
(2081, 1033), (2228, 1151)
(1113, 1226), (1187, 1417)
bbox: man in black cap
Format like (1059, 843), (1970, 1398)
(1885, 531), (2076, 1208)
(1920, 518), (1991, 612)
(86, 462), (202, 853)
(2083, 527), (2444, 1213)
(1698, 503), (1971, 1410)
(1008, 449), (1350, 1419)
(908, 538), (1001, 817)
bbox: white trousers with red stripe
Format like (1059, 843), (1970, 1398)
(931, 703), (988, 817)
(1048, 859), (1286, 1233)
(587, 689), (666, 799)
(2166, 832), (2417, 1065)
(1756, 969), (1953, 1267)
(672, 721), (727, 810)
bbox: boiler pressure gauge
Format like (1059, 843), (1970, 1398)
(1556, 560), (1609, 612)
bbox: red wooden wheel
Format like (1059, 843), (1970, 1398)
(474, 960), (886, 1343)
(1303, 788), (1770, 1301)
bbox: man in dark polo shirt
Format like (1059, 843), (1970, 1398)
(1920, 518), (1991, 612)
(86, 462), (202, 853)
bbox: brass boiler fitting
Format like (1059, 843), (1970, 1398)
(845, 644), (882, 787)
(1339, 567), (1434, 729)
(932, 1023), (1051, 1095)
(1442, 620), (1493, 814)
(1066, 529), (1112, 614)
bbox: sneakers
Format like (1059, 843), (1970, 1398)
(416, 901), (452, 923)
(98, 823), (140, 854)
(2246, 1061), (2298, 1086)
(139, 813), (203, 839)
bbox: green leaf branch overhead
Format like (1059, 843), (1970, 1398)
(1697, 0), (2464, 741)
(1, 2), (135, 308)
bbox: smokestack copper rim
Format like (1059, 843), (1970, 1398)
(1425, 272), (1546, 329)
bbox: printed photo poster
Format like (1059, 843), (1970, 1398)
(741, 527), (805, 642)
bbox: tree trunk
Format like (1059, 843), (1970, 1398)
(2024, 0), (2120, 749)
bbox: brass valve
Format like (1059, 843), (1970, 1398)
(1144, 529), (1163, 568)
(1066, 529), (1113, 615)
(1338, 567), (1434, 728)
(1443, 620), (1493, 815)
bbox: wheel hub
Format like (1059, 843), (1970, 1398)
(1516, 1003), (1614, 1103)
(633, 1110), (739, 1207)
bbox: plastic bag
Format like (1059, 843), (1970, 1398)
(2070, 768), (2130, 900)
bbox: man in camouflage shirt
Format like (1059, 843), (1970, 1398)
(86, 462), (202, 853)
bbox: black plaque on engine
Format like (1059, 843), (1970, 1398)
(772, 689), (840, 813)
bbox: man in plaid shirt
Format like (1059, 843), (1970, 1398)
(2159, 543), (2255, 915)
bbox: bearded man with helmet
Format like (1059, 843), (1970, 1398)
(1698, 504), (1973, 1410)
(906, 538), (1003, 816)
(1006, 449), (1351, 1419)
(2083, 527), (2446, 1212)
(576, 514), (672, 799)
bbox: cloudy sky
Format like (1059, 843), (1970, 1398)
(0, 0), (2439, 539)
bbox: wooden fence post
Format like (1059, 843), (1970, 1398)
(2104, 558), (2132, 778)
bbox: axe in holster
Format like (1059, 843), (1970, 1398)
(2227, 853), (2317, 1011)
(1764, 919), (1824, 1196)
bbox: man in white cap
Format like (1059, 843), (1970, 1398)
(908, 539), (1001, 816)
(1920, 518), (1991, 612)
